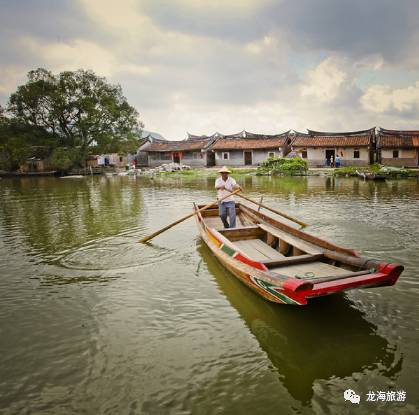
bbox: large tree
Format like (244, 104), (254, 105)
(7, 68), (143, 160)
(0, 116), (52, 171)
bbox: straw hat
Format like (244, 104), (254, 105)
(218, 166), (231, 174)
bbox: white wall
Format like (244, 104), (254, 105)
(381, 149), (415, 158)
(381, 148), (417, 167)
(296, 147), (369, 167)
(215, 149), (282, 166)
(148, 151), (207, 167)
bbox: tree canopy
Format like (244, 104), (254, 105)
(3, 68), (143, 170)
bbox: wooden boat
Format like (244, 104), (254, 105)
(194, 202), (404, 305)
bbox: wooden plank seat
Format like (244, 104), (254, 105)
(204, 215), (249, 230)
(261, 253), (324, 267)
(233, 239), (286, 262)
(203, 216), (225, 229)
(270, 261), (354, 280)
(219, 225), (261, 233)
(258, 223), (323, 255)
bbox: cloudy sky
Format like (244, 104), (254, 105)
(1, 0), (419, 139)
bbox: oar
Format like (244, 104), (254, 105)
(227, 189), (307, 228)
(139, 188), (242, 243)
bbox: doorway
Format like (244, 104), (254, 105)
(244, 151), (253, 166)
(325, 149), (335, 167)
(173, 152), (180, 164)
(206, 151), (215, 167)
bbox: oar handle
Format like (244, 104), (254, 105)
(138, 188), (241, 243)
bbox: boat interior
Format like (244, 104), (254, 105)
(199, 204), (369, 282)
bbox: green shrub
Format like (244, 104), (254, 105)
(257, 157), (308, 175)
(333, 167), (359, 176)
(49, 147), (81, 171)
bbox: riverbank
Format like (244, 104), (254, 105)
(149, 166), (419, 179)
(2, 165), (418, 179)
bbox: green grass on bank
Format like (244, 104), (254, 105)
(333, 163), (416, 177)
(151, 163), (418, 179)
(155, 168), (258, 178)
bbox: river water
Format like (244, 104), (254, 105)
(0, 175), (418, 415)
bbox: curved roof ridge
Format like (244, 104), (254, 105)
(379, 127), (419, 135)
(307, 127), (375, 136)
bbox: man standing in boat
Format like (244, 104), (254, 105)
(215, 166), (242, 228)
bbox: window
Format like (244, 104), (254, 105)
(119, 156), (123, 162)
(354, 150), (360, 159)
(393, 150), (399, 158)
(160, 152), (172, 160)
(222, 152), (230, 160)
(268, 152), (275, 158)
(301, 150), (307, 159)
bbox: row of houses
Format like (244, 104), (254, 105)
(138, 131), (291, 168)
(17, 127), (419, 173)
(137, 128), (419, 168)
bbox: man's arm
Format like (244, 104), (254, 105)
(215, 178), (225, 190)
(231, 178), (242, 191)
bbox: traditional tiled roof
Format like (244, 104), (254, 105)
(146, 139), (211, 152)
(292, 135), (371, 147)
(210, 137), (288, 150)
(377, 128), (419, 148)
(377, 135), (414, 149)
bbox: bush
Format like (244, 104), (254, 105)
(48, 147), (81, 171)
(333, 166), (359, 177)
(257, 157), (308, 175)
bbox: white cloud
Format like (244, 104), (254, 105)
(172, 0), (273, 15)
(301, 57), (348, 103)
(21, 37), (116, 76)
(0, 66), (28, 102)
(361, 81), (419, 113)
(19, 37), (151, 79)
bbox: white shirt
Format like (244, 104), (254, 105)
(215, 176), (237, 203)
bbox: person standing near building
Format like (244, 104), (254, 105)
(215, 166), (242, 228)
(335, 154), (341, 168)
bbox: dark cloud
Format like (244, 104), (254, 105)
(140, 0), (419, 66)
(139, 0), (268, 43)
(0, 0), (112, 72)
(267, 0), (417, 62)
(0, 0), (91, 41)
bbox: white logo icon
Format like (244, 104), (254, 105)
(344, 389), (361, 404)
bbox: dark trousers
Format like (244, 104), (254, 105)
(219, 201), (236, 228)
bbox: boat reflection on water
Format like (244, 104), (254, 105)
(197, 243), (401, 405)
